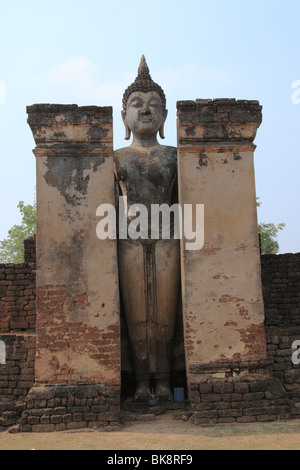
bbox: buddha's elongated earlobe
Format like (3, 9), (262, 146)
(121, 110), (131, 140)
(159, 109), (168, 139)
(159, 123), (165, 139)
(124, 124), (131, 140)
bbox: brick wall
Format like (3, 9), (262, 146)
(0, 334), (35, 399)
(262, 253), (300, 327)
(19, 384), (120, 432)
(263, 253), (300, 392)
(0, 263), (36, 332)
(0, 234), (36, 333)
(24, 234), (36, 264)
(190, 376), (293, 425)
(0, 334), (36, 430)
(0, 237), (36, 430)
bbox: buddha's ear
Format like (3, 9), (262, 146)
(121, 110), (131, 140)
(159, 109), (168, 140)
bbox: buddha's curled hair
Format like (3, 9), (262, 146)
(122, 56), (166, 111)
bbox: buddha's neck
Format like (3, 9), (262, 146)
(131, 135), (160, 149)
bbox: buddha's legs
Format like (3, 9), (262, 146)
(118, 238), (180, 402)
(118, 240), (150, 400)
(154, 238), (180, 399)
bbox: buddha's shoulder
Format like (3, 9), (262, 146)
(152, 145), (177, 164)
(158, 145), (177, 156)
(114, 146), (131, 155)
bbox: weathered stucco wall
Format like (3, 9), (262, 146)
(27, 104), (120, 387)
(177, 99), (267, 377)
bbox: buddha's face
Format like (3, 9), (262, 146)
(122, 91), (167, 140)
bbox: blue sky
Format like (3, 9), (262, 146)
(0, 0), (299, 253)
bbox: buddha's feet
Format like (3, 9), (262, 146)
(156, 381), (173, 402)
(134, 383), (151, 403)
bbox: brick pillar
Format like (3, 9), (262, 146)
(177, 99), (270, 422)
(24, 105), (120, 431)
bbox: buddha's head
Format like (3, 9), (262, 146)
(122, 56), (168, 141)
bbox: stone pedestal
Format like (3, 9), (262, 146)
(25, 104), (120, 431)
(177, 99), (269, 423)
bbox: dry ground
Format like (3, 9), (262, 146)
(1, 412), (300, 450)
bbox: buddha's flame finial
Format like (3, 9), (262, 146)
(138, 55), (151, 77)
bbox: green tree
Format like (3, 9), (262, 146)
(0, 200), (36, 263)
(257, 198), (285, 255)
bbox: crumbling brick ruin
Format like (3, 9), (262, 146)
(0, 96), (299, 433)
(0, 234), (300, 431)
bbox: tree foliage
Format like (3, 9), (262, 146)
(0, 201), (36, 263)
(257, 198), (285, 255)
(258, 222), (285, 254)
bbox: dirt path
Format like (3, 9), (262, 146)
(1, 413), (300, 450)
